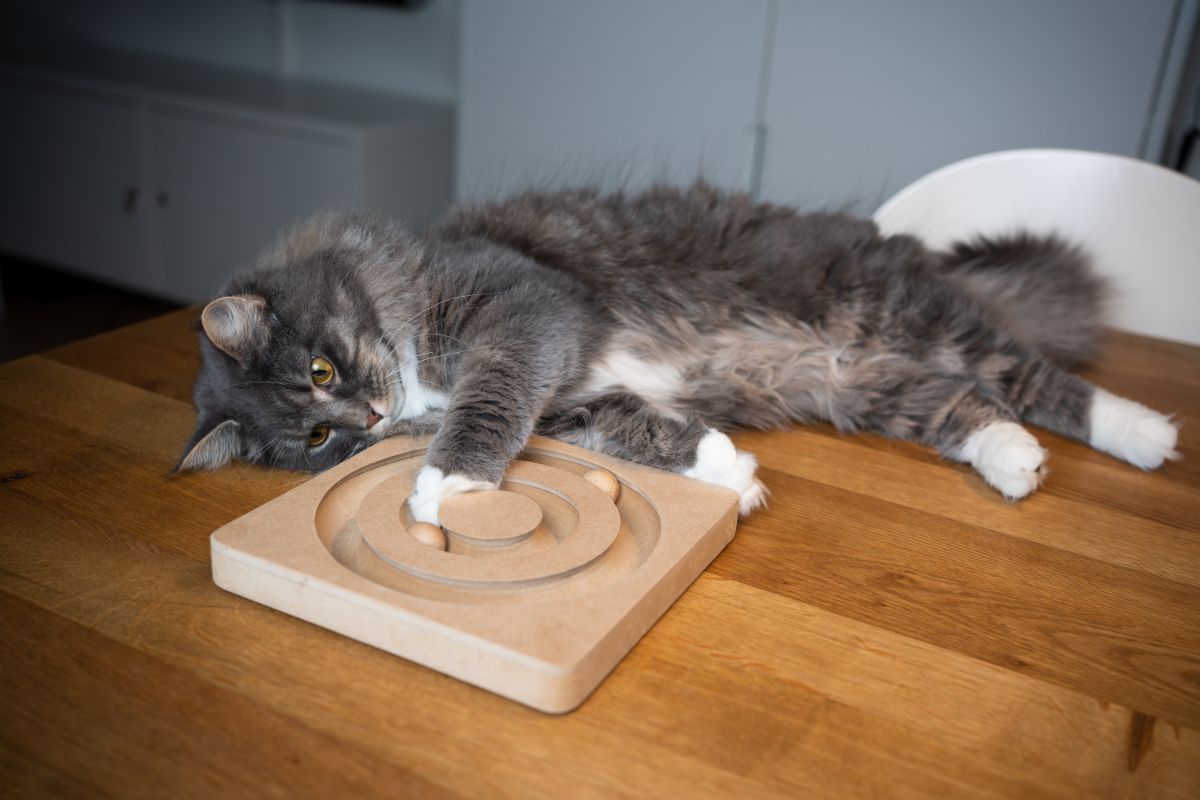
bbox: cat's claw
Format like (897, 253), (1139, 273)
(409, 465), (498, 526)
(683, 429), (768, 515)
(956, 421), (1047, 500)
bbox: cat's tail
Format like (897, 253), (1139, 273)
(940, 233), (1111, 369)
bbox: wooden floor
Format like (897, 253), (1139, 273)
(1, 308), (1198, 798)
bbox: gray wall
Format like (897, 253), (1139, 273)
(4, 0), (1196, 208)
(1164, 2), (1200, 179)
(457, 0), (1196, 212)
(457, 0), (770, 200)
(761, 0), (1181, 211)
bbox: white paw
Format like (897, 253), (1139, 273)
(408, 465), (498, 525)
(956, 421), (1047, 500)
(683, 429), (768, 515)
(1089, 389), (1180, 469)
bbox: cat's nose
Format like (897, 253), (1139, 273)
(366, 407), (383, 429)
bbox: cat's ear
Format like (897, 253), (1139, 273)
(201, 295), (268, 364)
(176, 418), (243, 472)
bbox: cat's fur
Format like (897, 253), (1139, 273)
(179, 182), (1180, 521)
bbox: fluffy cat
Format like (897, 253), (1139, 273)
(178, 182), (1179, 523)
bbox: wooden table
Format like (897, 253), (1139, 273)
(2, 309), (1198, 798)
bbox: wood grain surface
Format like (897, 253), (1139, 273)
(1, 308), (1198, 798)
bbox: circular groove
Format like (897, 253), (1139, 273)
(358, 460), (621, 586)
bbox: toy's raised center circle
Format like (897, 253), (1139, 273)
(439, 490), (543, 544)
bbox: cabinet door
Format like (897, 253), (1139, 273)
(151, 106), (357, 302)
(0, 78), (154, 290)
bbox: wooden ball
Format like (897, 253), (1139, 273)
(582, 468), (621, 503)
(409, 522), (447, 551)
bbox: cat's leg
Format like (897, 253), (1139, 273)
(998, 356), (1180, 469)
(908, 353), (1178, 500)
(923, 389), (1050, 500)
(407, 279), (590, 526)
(831, 362), (1048, 499)
(539, 392), (767, 514)
(684, 428), (769, 514)
(406, 348), (532, 524)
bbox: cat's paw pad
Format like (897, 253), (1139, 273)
(958, 421), (1047, 500)
(1090, 389), (1180, 469)
(408, 465), (498, 526)
(683, 429), (768, 515)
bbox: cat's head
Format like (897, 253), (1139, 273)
(177, 217), (423, 472)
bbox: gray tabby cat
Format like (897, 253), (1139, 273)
(178, 182), (1179, 523)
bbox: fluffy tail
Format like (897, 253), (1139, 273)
(940, 233), (1111, 369)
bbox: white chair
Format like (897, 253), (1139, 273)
(874, 149), (1200, 346)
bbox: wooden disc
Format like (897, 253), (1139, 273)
(583, 468), (621, 503)
(440, 490), (544, 544)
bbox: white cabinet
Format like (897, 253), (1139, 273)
(150, 107), (357, 300)
(0, 51), (453, 302)
(0, 78), (154, 290)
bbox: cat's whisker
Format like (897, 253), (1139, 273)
(405, 336), (474, 366)
(375, 291), (504, 362)
(231, 379), (299, 390)
(247, 432), (288, 466)
(423, 331), (473, 348)
(413, 345), (491, 367)
(399, 290), (507, 329)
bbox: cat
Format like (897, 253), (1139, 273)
(178, 181), (1180, 524)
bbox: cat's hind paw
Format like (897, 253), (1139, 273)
(683, 429), (768, 515)
(1089, 389), (1180, 469)
(956, 421), (1047, 501)
(408, 465), (498, 526)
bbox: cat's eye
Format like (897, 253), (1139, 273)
(310, 356), (335, 386)
(308, 425), (330, 447)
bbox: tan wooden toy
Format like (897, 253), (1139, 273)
(210, 435), (740, 713)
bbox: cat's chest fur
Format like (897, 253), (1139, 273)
(396, 339), (451, 420)
(582, 347), (686, 408)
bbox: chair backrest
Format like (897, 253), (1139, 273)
(874, 149), (1200, 345)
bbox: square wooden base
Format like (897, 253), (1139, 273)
(210, 436), (740, 712)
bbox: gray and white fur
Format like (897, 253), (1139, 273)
(179, 182), (1180, 521)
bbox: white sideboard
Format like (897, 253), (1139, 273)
(0, 50), (453, 303)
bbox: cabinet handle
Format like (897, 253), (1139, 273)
(122, 186), (140, 214)
(157, 191), (170, 210)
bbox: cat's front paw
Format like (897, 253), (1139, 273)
(683, 429), (768, 515)
(408, 465), (498, 525)
(1089, 389), (1180, 469)
(956, 421), (1047, 500)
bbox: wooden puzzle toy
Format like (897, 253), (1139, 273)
(211, 435), (740, 712)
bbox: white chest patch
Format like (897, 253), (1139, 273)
(584, 347), (684, 405)
(397, 340), (450, 419)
